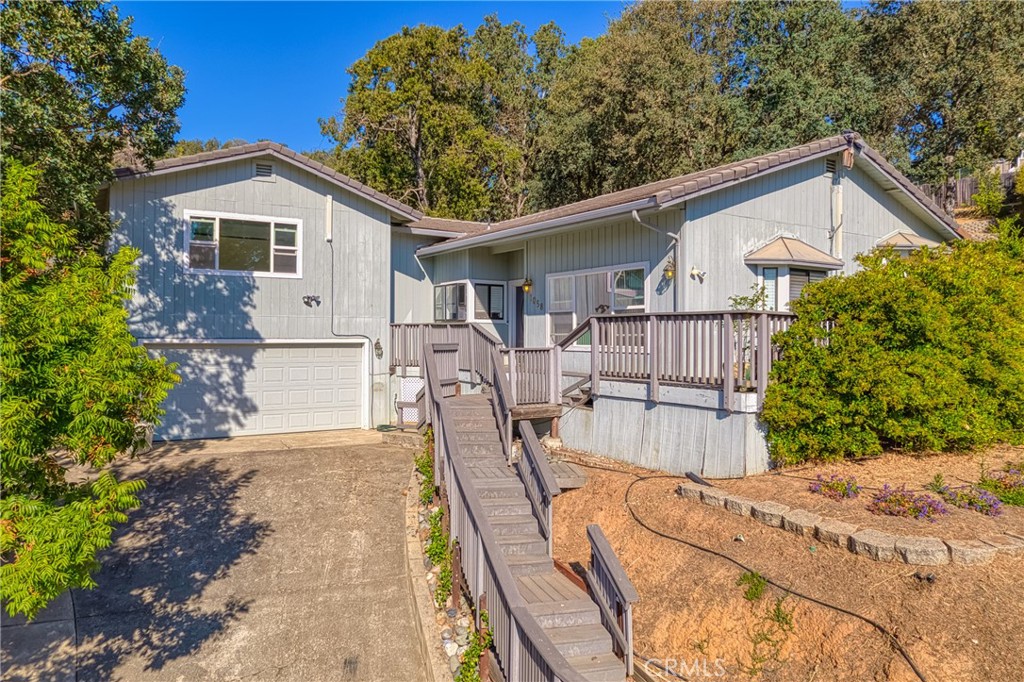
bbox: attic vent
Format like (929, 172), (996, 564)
(824, 158), (837, 175)
(255, 162), (274, 178)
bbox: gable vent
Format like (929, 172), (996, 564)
(255, 162), (274, 178)
(824, 158), (837, 175)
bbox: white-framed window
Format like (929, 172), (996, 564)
(474, 282), (506, 321)
(184, 210), (301, 277)
(434, 282), (468, 322)
(788, 268), (827, 304)
(761, 267), (779, 311)
(546, 263), (648, 344)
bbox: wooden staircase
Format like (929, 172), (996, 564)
(448, 394), (625, 682)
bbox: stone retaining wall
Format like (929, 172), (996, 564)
(677, 482), (1024, 566)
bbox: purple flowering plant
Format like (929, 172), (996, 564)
(925, 474), (1002, 517)
(979, 460), (1024, 506)
(808, 473), (862, 501)
(867, 484), (949, 522)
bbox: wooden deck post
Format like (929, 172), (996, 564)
(757, 311), (770, 409)
(590, 317), (599, 397)
(479, 592), (491, 682)
(722, 313), (734, 414)
(452, 540), (462, 611)
(649, 316), (660, 403)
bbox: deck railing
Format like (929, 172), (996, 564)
(422, 344), (587, 682)
(517, 425), (560, 556)
(390, 323), (503, 384)
(566, 310), (795, 410)
(504, 347), (562, 405)
(489, 346), (515, 464)
(585, 525), (640, 676)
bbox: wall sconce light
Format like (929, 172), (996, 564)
(302, 294), (322, 307)
(663, 257), (676, 280)
(373, 338), (384, 360)
(522, 277), (533, 294)
(689, 266), (707, 283)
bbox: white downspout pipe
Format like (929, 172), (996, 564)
(632, 209), (683, 312)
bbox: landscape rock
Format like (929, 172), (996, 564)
(443, 641), (459, 657)
(440, 627), (453, 640)
(724, 496), (755, 517)
(455, 624), (469, 637)
(446, 608), (457, 618)
(946, 539), (997, 565)
(815, 519), (859, 547)
(750, 501), (790, 528)
(423, 557), (433, 570)
(782, 509), (821, 537)
(699, 488), (729, 508)
(456, 633), (470, 647)
(449, 655), (460, 673)
(849, 529), (897, 562)
(676, 483), (704, 502)
(458, 616), (470, 628)
(981, 534), (1024, 556)
(895, 536), (949, 565)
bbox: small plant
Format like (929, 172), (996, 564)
(729, 283), (769, 311)
(454, 610), (493, 682)
(435, 553), (453, 609)
(416, 428), (436, 506)
(737, 571), (768, 602)
(741, 596), (795, 677)
(426, 508), (448, 565)
(925, 474), (1003, 516)
(808, 473), (862, 500)
(972, 170), (1006, 217)
(867, 484), (949, 522)
(978, 460), (1024, 506)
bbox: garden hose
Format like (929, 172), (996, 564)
(568, 461), (930, 682)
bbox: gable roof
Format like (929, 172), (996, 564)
(876, 231), (941, 249)
(112, 141), (425, 222)
(744, 236), (844, 270)
(415, 132), (962, 256)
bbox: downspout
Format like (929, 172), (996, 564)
(632, 209), (683, 312)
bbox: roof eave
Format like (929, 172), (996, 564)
(416, 197), (659, 257)
(744, 258), (844, 271)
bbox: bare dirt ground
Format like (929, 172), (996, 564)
(551, 450), (1024, 682)
(714, 445), (1024, 540)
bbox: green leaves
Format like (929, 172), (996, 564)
(1, 0), (186, 247)
(763, 240), (1024, 464)
(1, 163), (179, 619)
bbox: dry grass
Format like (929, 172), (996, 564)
(551, 449), (1024, 681)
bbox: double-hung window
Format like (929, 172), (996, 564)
(547, 265), (647, 344)
(186, 211), (300, 276)
(434, 283), (467, 322)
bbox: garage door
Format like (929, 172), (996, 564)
(154, 343), (365, 440)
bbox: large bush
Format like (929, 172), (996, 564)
(972, 171), (1006, 217)
(762, 240), (1024, 465)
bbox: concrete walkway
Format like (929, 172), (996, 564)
(1, 431), (429, 682)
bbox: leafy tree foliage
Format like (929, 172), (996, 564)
(762, 239), (1024, 465)
(1, 164), (180, 619)
(0, 0), (185, 248)
(163, 137), (249, 158)
(860, 0), (1024, 202)
(321, 17), (564, 220)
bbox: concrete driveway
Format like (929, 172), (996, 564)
(1, 431), (429, 682)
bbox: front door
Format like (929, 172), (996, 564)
(511, 281), (526, 347)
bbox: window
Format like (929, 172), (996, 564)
(434, 283), (467, 321)
(762, 267), (778, 310)
(475, 283), (505, 321)
(547, 265), (647, 344)
(185, 212), (300, 276)
(788, 269), (827, 303)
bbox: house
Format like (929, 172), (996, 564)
(110, 132), (959, 473)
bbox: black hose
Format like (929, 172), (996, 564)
(568, 460), (930, 682)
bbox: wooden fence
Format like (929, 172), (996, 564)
(504, 347), (562, 406)
(920, 171), (1017, 208)
(391, 323), (502, 384)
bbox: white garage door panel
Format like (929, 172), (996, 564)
(156, 344), (364, 440)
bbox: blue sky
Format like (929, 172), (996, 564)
(121, 1), (622, 153)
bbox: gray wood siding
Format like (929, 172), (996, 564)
(840, 163), (945, 269)
(392, 231), (439, 324)
(110, 154), (396, 425)
(681, 160), (833, 310)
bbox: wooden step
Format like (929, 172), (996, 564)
(546, 624), (614, 658)
(496, 532), (548, 556)
(526, 599), (602, 628)
(479, 497), (533, 517)
(456, 432), (502, 444)
(504, 553), (553, 577)
(488, 514), (541, 536)
(565, 652), (625, 682)
(472, 478), (525, 499)
(457, 443), (503, 456)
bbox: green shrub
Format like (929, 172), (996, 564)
(762, 240), (1024, 465)
(972, 171), (1005, 217)
(455, 611), (493, 682)
(415, 428), (435, 506)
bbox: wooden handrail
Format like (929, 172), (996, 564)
(422, 344), (587, 682)
(586, 524), (639, 676)
(518, 424), (561, 556)
(489, 346), (516, 464)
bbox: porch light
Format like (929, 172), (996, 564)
(522, 277), (533, 294)
(663, 257), (676, 280)
(373, 338), (383, 359)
